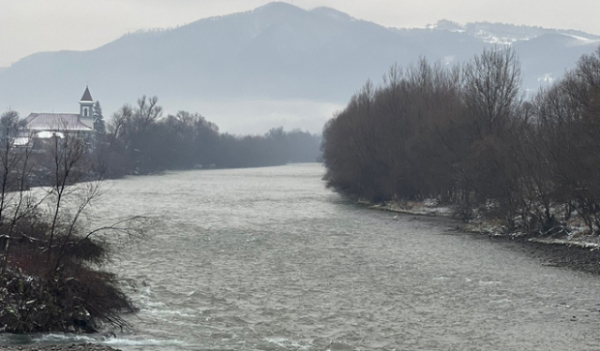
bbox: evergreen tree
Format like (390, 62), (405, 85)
(93, 101), (106, 134)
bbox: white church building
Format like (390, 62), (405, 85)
(21, 86), (95, 142)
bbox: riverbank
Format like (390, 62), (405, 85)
(0, 345), (120, 351)
(366, 200), (600, 275)
(497, 235), (600, 275)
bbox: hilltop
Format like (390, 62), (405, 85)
(0, 2), (598, 133)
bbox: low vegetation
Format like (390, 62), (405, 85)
(0, 117), (147, 333)
(322, 45), (600, 236)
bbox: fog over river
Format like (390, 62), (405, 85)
(5, 164), (600, 350)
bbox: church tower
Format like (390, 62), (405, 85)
(79, 86), (94, 118)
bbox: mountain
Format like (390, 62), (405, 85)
(1, 2), (598, 133)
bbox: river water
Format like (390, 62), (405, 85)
(5, 163), (600, 350)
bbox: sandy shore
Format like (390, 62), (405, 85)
(0, 344), (120, 351)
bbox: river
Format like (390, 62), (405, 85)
(4, 163), (600, 350)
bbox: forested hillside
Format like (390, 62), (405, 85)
(1, 2), (597, 133)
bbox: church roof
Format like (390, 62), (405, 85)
(23, 113), (93, 132)
(80, 86), (93, 102)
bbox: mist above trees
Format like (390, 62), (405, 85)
(95, 96), (321, 177)
(1, 2), (598, 130)
(322, 45), (600, 235)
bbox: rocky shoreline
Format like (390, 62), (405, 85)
(492, 235), (600, 275)
(367, 201), (600, 275)
(0, 345), (120, 351)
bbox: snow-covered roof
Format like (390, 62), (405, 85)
(23, 113), (93, 132)
(12, 137), (31, 146)
(36, 131), (65, 139)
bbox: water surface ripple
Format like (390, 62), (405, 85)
(67, 164), (600, 350)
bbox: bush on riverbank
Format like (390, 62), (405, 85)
(0, 116), (143, 333)
(0, 210), (137, 333)
(322, 45), (600, 236)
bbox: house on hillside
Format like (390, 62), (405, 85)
(19, 87), (96, 145)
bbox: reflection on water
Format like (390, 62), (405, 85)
(12, 164), (600, 350)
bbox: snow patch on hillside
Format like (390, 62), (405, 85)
(443, 55), (456, 66)
(537, 73), (555, 84)
(428, 19), (600, 46)
(473, 30), (520, 45)
(426, 20), (465, 33)
(565, 34), (600, 47)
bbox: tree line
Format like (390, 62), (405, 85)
(93, 98), (321, 177)
(322, 45), (600, 235)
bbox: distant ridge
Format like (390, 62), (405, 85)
(310, 7), (355, 22)
(0, 2), (598, 133)
(424, 19), (600, 43)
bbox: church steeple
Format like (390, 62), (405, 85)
(79, 86), (94, 118)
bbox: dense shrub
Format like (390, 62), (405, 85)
(0, 116), (144, 333)
(322, 45), (600, 235)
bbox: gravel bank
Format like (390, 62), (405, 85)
(0, 345), (120, 351)
(370, 201), (600, 275)
(499, 236), (600, 275)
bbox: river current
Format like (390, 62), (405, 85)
(4, 163), (600, 350)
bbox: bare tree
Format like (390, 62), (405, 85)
(134, 95), (163, 131)
(463, 46), (522, 139)
(0, 117), (150, 333)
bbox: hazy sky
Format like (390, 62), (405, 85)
(1, 0), (599, 67)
